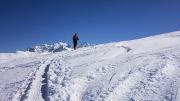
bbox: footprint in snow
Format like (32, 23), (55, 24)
(87, 73), (95, 81)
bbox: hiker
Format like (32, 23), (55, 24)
(73, 33), (79, 50)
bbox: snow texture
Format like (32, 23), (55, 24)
(0, 31), (180, 101)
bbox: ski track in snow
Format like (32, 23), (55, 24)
(0, 31), (180, 101)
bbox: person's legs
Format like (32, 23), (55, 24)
(73, 41), (77, 50)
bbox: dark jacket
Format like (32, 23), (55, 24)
(73, 34), (79, 42)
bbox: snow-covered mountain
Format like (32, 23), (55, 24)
(26, 42), (94, 53)
(78, 42), (96, 48)
(27, 42), (71, 53)
(0, 31), (180, 101)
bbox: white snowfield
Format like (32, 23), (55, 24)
(0, 31), (180, 101)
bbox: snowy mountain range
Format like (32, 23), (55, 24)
(26, 42), (94, 53)
(27, 42), (71, 53)
(0, 31), (180, 101)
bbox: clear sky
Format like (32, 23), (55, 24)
(0, 0), (180, 52)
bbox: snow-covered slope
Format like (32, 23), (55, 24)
(0, 31), (180, 101)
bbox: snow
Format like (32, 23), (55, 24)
(27, 42), (71, 53)
(0, 31), (180, 101)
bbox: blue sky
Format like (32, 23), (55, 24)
(0, 0), (180, 52)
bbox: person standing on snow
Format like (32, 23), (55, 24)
(73, 33), (79, 50)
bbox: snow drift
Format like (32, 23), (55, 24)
(0, 31), (180, 101)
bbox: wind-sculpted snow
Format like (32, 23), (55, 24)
(0, 31), (180, 101)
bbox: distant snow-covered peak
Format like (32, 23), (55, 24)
(78, 42), (96, 48)
(27, 42), (71, 53)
